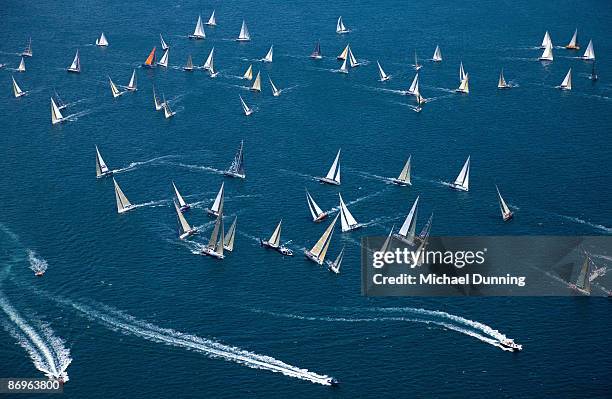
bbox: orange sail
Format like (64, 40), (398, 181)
(144, 47), (156, 66)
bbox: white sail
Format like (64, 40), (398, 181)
(582, 40), (595, 60)
(308, 214), (338, 263)
(239, 95), (253, 115)
(21, 38), (32, 57)
(306, 190), (325, 221)
(348, 48), (359, 67)
(158, 49), (169, 67)
(459, 62), (466, 82)
(243, 64), (253, 80)
(17, 57), (26, 72)
(153, 88), (164, 111)
(67, 50), (81, 72)
(208, 58), (218, 77)
(269, 76), (281, 96)
(206, 10), (217, 26)
(408, 73), (419, 95)
(172, 181), (187, 208)
(160, 34), (169, 50)
(398, 196), (419, 243)
(203, 47), (215, 70)
(432, 45), (442, 62)
(539, 43), (553, 61)
(558, 68), (572, 90)
(541, 31), (552, 48)
(237, 20), (250, 41)
(163, 95), (175, 118)
(175, 201), (193, 238)
(397, 157), (411, 184)
(224, 217), (237, 251)
(496, 185), (512, 220)
(251, 71), (261, 91)
(498, 69), (508, 88)
(113, 178), (132, 213)
(96, 32), (109, 46)
(50, 97), (64, 124)
(325, 149), (341, 184)
(211, 182), (224, 214)
(262, 46), (273, 63)
(339, 57), (348, 73)
(336, 16), (348, 34)
(452, 156), (470, 191)
(207, 204), (225, 257)
(377, 61), (390, 81)
(337, 44), (349, 60)
(328, 246), (344, 274)
(95, 145), (110, 178)
(413, 51), (421, 70)
(190, 15), (206, 39)
(338, 193), (359, 232)
(109, 77), (123, 98)
(127, 70), (137, 91)
(268, 220), (283, 247)
(457, 73), (469, 93)
(566, 29), (578, 49)
(12, 76), (25, 98)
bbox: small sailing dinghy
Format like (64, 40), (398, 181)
(109, 76), (125, 98)
(456, 73), (469, 94)
(175, 201), (198, 240)
(184, 55), (194, 71)
(250, 71), (262, 92)
(189, 15), (206, 39)
(569, 255), (592, 295)
(407, 73), (419, 95)
(310, 41), (322, 59)
(153, 87), (165, 111)
(172, 181), (190, 212)
(243, 64), (253, 80)
(224, 140), (246, 179)
(432, 45), (442, 62)
(541, 31), (552, 49)
(326, 246), (344, 274)
(377, 61), (390, 81)
(143, 47), (156, 68)
(126, 70), (137, 91)
(201, 203), (225, 259)
(12, 76), (27, 98)
(539, 43), (553, 61)
(393, 196), (420, 245)
(160, 34), (169, 50)
(206, 10), (217, 26)
(304, 214), (339, 265)
(260, 220), (294, 256)
(203, 47), (214, 71)
(390, 156), (411, 186)
(67, 50), (81, 73)
(21, 38), (32, 57)
(589, 62), (598, 81)
(96, 32), (109, 47)
(348, 47), (360, 67)
(262, 45), (273, 63)
(95, 145), (112, 179)
(224, 217), (237, 252)
(306, 189), (328, 222)
(50, 97), (66, 124)
(113, 178), (135, 214)
(269, 76), (281, 96)
(163, 95), (176, 118)
(158, 49), (169, 67)
(17, 57), (26, 72)
(338, 57), (349, 74)
(556, 68), (572, 91)
(336, 16), (349, 34)
(498, 69), (511, 89)
(239, 95), (253, 116)
(236, 20), (250, 41)
(338, 193), (362, 232)
(337, 44), (349, 60)
(565, 29), (579, 50)
(317, 149), (341, 185)
(206, 182), (224, 217)
(496, 185), (513, 221)
(582, 39), (595, 60)
(449, 156), (470, 191)
(412, 51), (422, 71)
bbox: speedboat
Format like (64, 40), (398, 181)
(326, 377), (339, 386)
(500, 338), (522, 352)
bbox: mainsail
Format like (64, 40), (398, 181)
(575, 257), (592, 294)
(338, 193), (360, 232)
(339, 57), (348, 73)
(203, 47), (215, 70)
(582, 40), (595, 60)
(432, 45), (442, 62)
(50, 97), (65, 124)
(566, 29), (579, 49)
(413, 51), (421, 70)
(250, 71), (262, 92)
(306, 189), (326, 221)
(175, 201), (194, 239)
(113, 178), (133, 213)
(239, 95), (253, 115)
(109, 77), (124, 98)
(184, 55), (194, 71)
(224, 217), (237, 251)
(190, 15), (206, 39)
(208, 182), (225, 216)
(459, 61), (466, 82)
(380, 225), (395, 254)
(153, 87), (164, 111)
(262, 46), (273, 63)
(348, 48), (359, 67)
(237, 20), (250, 41)
(451, 156), (470, 191)
(160, 34), (169, 50)
(127, 70), (137, 91)
(158, 49), (169, 67)
(539, 43), (553, 61)
(163, 95), (175, 118)
(17, 57), (26, 72)
(395, 157), (411, 185)
(172, 181), (188, 209)
(397, 196), (419, 244)
(306, 214), (339, 264)
(269, 76), (281, 96)
(337, 44), (349, 60)
(336, 16), (348, 34)
(206, 10), (217, 26)
(558, 68), (572, 90)
(328, 246), (345, 274)
(206, 202), (225, 258)
(143, 47), (156, 67)
(377, 61), (390, 81)
(12, 76), (26, 98)
(324, 149), (341, 184)
(268, 220), (283, 248)
(541, 31), (552, 48)
(96, 32), (109, 47)
(95, 145), (110, 178)
(496, 185), (513, 221)
(226, 140), (246, 178)
(408, 73), (419, 95)
(456, 73), (469, 94)
(67, 50), (81, 72)
(243, 64), (253, 80)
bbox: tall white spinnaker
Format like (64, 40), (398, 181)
(163, 95), (176, 118)
(237, 20), (250, 41)
(390, 156), (412, 186)
(432, 45), (442, 62)
(189, 15), (206, 39)
(306, 189), (327, 222)
(250, 71), (262, 92)
(21, 37), (32, 57)
(496, 185), (514, 221)
(243, 64), (253, 80)
(557, 68), (572, 90)
(336, 16), (349, 34)
(224, 216), (237, 251)
(95, 145), (112, 178)
(498, 69), (511, 89)
(50, 97), (65, 124)
(338, 193), (361, 232)
(206, 10), (217, 26)
(17, 57), (26, 72)
(127, 70), (137, 91)
(67, 50), (81, 73)
(153, 87), (165, 111)
(206, 182), (224, 217)
(582, 40), (595, 60)
(175, 201), (198, 240)
(12, 76), (26, 98)
(304, 214), (339, 265)
(456, 73), (469, 94)
(459, 61), (466, 82)
(377, 61), (390, 81)
(393, 196), (419, 245)
(224, 140), (246, 179)
(96, 32), (109, 47)
(113, 178), (134, 214)
(239, 95), (253, 116)
(262, 46), (273, 63)
(109, 76), (124, 98)
(407, 73), (419, 95)
(202, 202), (225, 259)
(203, 47), (215, 70)
(160, 34), (169, 50)
(541, 31), (552, 48)
(172, 181), (190, 212)
(539, 43), (553, 61)
(337, 44), (349, 60)
(318, 149), (341, 185)
(158, 49), (169, 67)
(327, 246), (345, 274)
(348, 47), (359, 67)
(449, 156), (470, 191)
(184, 54), (194, 71)
(269, 76), (281, 97)
(566, 29), (579, 49)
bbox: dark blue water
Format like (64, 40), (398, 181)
(1, 0), (611, 397)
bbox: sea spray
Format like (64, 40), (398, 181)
(27, 250), (48, 275)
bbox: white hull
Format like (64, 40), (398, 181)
(201, 247), (224, 259)
(206, 208), (220, 217)
(236, 38), (250, 42)
(118, 205), (136, 214)
(390, 178), (411, 186)
(304, 250), (324, 265)
(313, 213), (328, 223)
(179, 229), (198, 240)
(341, 224), (362, 233)
(449, 182), (469, 191)
(317, 177), (340, 186)
(223, 171), (246, 179)
(188, 34), (205, 40)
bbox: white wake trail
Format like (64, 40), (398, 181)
(112, 155), (180, 174)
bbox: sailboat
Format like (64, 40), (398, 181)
(380, 225), (395, 253)
(589, 62), (599, 81)
(67, 50), (81, 73)
(163, 95), (176, 118)
(160, 34), (169, 50)
(172, 181), (190, 212)
(338, 193), (361, 232)
(390, 156), (411, 186)
(113, 178), (135, 214)
(236, 20), (250, 41)
(306, 189), (328, 222)
(556, 68), (572, 91)
(243, 64), (253, 80)
(412, 51), (422, 71)
(206, 10), (217, 26)
(95, 145), (112, 178)
(208, 58), (219, 78)
(496, 185), (513, 221)
(126, 70), (137, 91)
(432, 45), (442, 62)
(304, 214), (339, 265)
(201, 202), (225, 259)
(310, 41), (322, 59)
(326, 246), (344, 274)
(250, 71), (262, 92)
(449, 156), (470, 191)
(269, 76), (281, 96)
(21, 38), (32, 57)
(337, 44), (349, 60)
(203, 47), (215, 70)
(541, 31), (552, 49)
(206, 182), (224, 217)
(539, 43), (553, 61)
(582, 39), (595, 60)
(96, 32), (109, 47)
(338, 57), (349, 74)
(260, 220), (293, 256)
(17, 57), (26, 72)
(239, 95), (253, 116)
(224, 140), (246, 178)
(109, 76), (125, 98)
(565, 29), (579, 50)
(184, 55), (194, 71)
(459, 61), (466, 82)
(317, 149), (341, 185)
(12, 76), (27, 98)
(569, 255), (592, 295)
(498, 69), (511, 89)
(393, 196), (419, 245)
(377, 61), (390, 81)
(348, 47), (360, 67)
(143, 47), (156, 68)
(188, 15), (206, 39)
(50, 97), (66, 124)
(407, 73), (419, 95)
(175, 201), (198, 240)
(153, 87), (165, 111)
(158, 49), (169, 67)
(336, 16), (349, 34)
(456, 73), (469, 94)
(262, 46), (273, 63)
(224, 217), (237, 251)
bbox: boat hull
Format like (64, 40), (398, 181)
(313, 213), (328, 223)
(304, 250), (324, 265)
(66, 68), (80, 73)
(97, 171), (114, 179)
(380, 76), (391, 82)
(236, 38), (250, 42)
(310, 55), (322, 60)
(449, 183), (468, 192)
(261, 240), (294, 256)
(179, 229), (198, 240)
(205, 208), (220, 217)
(341, 224), (362, 233)
(317, 177), (340, 186)
(118, 205), (136, 214)
(201, 247), (224, 259)
(503, 212), (514, 222)
(188, 35), (205, 40)
(390, 178), (411, 186)
(565, 45), (580, 50)
(180, 205), (190, 213)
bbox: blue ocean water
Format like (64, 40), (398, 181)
(1, 0), (611, 397)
